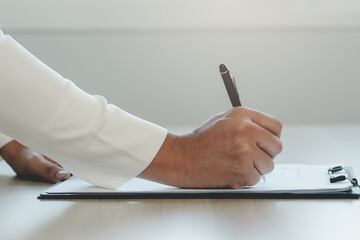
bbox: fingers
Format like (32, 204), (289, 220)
(252, 145), (274, 175)
(242, 165), (262, 187)
(235, 145), (273, 187)
(229, 107), (282, 138)
(250, 109), (282, 138)
(225, 107), (282, 187)
(43, 155), (60, 165)
(231, 168), (261, 189)
(227, 106), (283, 157)
(23, 152), (71, 183)
(253, 124), (283, 158)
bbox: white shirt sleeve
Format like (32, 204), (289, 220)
(0, 132), (12, 160)
(0, 132), (12, 149)
(0, 30), (167, 188)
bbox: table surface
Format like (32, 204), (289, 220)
(1, 125), (360, 240)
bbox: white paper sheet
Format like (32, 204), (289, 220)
(45, 164), (353, 194)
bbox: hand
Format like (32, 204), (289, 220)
(0, 140), (71, 183)
(139, 107), (282, 188)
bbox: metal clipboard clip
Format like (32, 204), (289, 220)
(328, 165), (359, 187)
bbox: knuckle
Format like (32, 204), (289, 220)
(228, 107), (248, 118)
(239, 142), (254, 154)
(231, 142), (253, 159)
(242, 121), (254, 132)
(231, 106), (244, 115)
(235, 121), (254, 136)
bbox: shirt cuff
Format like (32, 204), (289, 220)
(0, 132), (12, 149)
(0, 133), (13, 161)
(31, 84), (168, 189)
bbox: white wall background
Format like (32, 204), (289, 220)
(1, 0), (360, 128)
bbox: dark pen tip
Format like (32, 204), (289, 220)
(219, 64), (228, 74)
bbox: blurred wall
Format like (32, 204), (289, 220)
(1, 0), (360, 128)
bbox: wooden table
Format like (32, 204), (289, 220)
(1, 125), (360, 240)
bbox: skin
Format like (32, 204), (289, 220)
(0, 140), (70, 183)
(139, 107), (283, 189)
(0, 107), (282, 189)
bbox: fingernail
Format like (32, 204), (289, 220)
(55, 170), (70, 181)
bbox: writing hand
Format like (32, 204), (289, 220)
(139, 107), (282, 188)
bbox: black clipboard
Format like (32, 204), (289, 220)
(38, 186), (360, 200)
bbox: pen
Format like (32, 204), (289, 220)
(219, 64), (266, 182)
(219, 64), (241, 107)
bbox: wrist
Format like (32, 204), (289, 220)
(138, 132), (193, 187)
(0, 140), (24, 163)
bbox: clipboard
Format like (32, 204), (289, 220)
(38, 164), (360, 200)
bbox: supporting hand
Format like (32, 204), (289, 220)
(0, 140), (71, 183)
